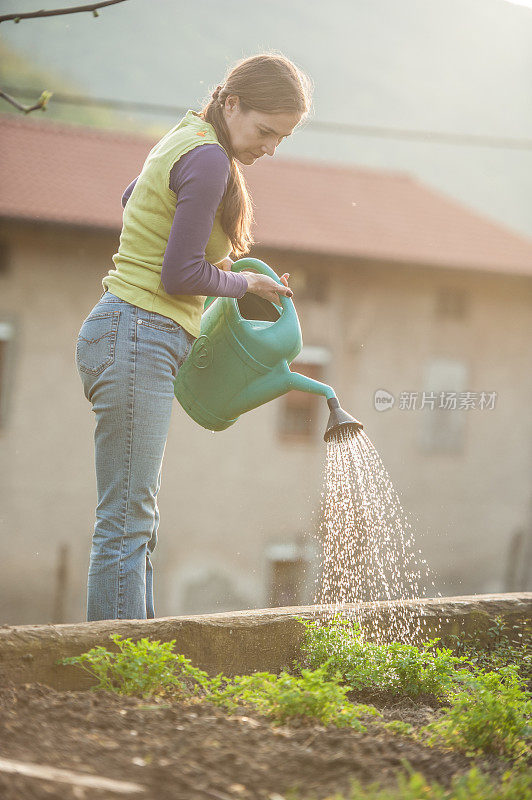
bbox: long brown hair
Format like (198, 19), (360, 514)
(200, 53), (313, 258)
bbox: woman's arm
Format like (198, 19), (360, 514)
(121, 178), (137, 208)
(120, 147), (292, 303)
(161, 145), (248, 298)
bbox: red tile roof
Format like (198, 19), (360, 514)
(2, 113), (532, 276)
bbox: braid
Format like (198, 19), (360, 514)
(198, 53), (312, 258)
(202, 93), (254, 259)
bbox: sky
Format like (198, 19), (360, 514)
(1, 0), (531, 240)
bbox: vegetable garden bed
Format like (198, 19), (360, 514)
(0, 608), (530, 800)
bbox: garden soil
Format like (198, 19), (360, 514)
(0, 682), (516, 800)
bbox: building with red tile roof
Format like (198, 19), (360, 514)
(2, 113), (531, 275)
(1, 113), (531, 626)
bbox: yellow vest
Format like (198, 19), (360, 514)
(102, 110), (232, 338)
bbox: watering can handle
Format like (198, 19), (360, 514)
(203, 257), (296, 317)
(230, 257), (294, 315)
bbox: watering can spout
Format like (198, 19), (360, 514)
(324, 397), (363, 442)
(285, 372), (364, 442)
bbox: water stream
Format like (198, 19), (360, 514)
(313, 428), (440, 643)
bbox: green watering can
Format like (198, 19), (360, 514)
(174, 258), (362, 442)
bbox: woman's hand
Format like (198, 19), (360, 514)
(214, 257), (234, 271)
(214, 259), (293, 304)
(241, 270), (293, 304)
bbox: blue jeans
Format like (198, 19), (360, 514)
(75, 291), (196, 621)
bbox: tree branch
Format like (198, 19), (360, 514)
(0, 0), (128, 23)
(0, 89), (53, 113)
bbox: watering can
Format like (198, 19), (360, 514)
(174, 258), (362, 441)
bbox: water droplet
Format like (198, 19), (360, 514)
(312, 428), (438, 644)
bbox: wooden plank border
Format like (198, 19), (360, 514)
(0, 756), (145, 793)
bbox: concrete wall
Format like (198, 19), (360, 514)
(1, 220), (531, 625)
(2, 594), (531, 691)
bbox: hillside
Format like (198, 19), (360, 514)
(1, 0), (531, 237)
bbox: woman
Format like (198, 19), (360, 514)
(75, 52), (312, 622)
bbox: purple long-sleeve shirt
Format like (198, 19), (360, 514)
(122, 144), (248, 299)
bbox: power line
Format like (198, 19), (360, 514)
(2, 85), (188, 117)
(3, 84), (532, 151)
(311, 119), (532, 151)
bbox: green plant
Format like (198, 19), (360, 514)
(205, 662), (381, 728)
(59, 634), (212, 698)
(296, 615), (469, 700)
(422, 665), (532, 761)
(295, 616), (532, 761)
(60, 636), (380, 728)
(59, 625), (532, 759)
(448, 616), (532, 681)
(284, 765), (532, 800)
(381, 720), (414, 736)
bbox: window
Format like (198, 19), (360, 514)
(278, 347), (330, 442)
(0, 320), (16, 427)
(279, 361), (322, 439)
(419, 357), (468, 454)
(435, 288), (469, 320)
(266, 543), (309, 607)
(0, 240), (10, 275)
(286, 268), (328, 304)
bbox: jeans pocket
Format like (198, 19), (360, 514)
(144, 311), (185, 333)
(76, 310), (120, 376)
